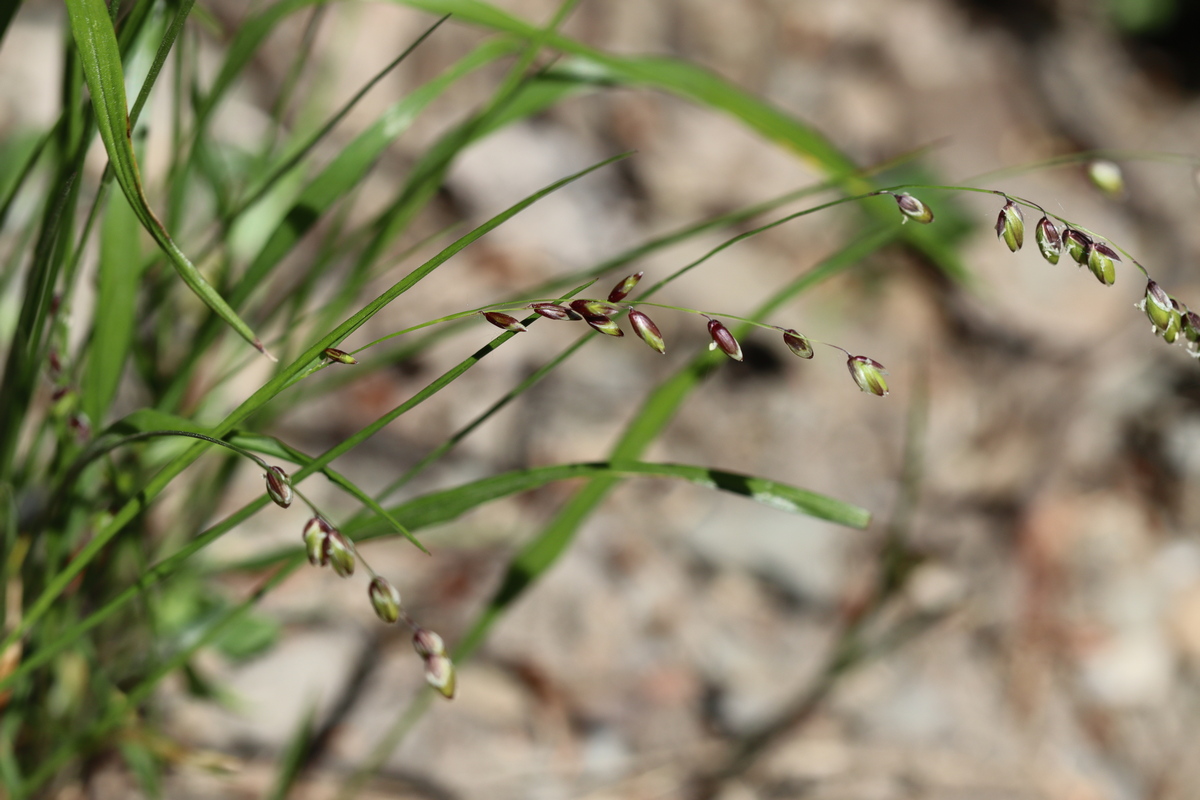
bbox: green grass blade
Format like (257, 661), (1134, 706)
(22, 561), (299, 796)
(117, 739), (162, 799)
(398, 0), (852, 168)
(64, 0), (269, 355)
(0, 0), (20, 49)
(233, 37), (519, 310)
(0, 152), (631, 660)
(228, 13), (456, 223)
(0, 127), (54, 234)
(81, 185), (140, 426)
(348, 461), (870, 537)
(193, 0), (327, 133)
(158, 37), (521, 411)
(397, 0), (968, 282)
(109, 408), (212, 437)
(126, 0), (194, 129)
(0, 172), (79, 480)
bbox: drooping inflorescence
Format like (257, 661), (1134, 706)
(986, 184), (1200, 358)
(259, 466), (457, 699)
(472, 271), (892, 397)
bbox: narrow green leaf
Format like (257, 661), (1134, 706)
(213, 612), (279, 661)
(396, 0), (968, 282)
(0, 171), (79, 480)
(159, 36), (519, 411)
(64, 0), (270, 354)
(0, 128), (52, 234)
(229, 13), (458, 223)
(110, 408), (212, 436)
(0, 1), (21, 50)
(117, 740), (162, 799)
(347, 461), (870, 538)
(232, 37), (520, 310)
(82, 185), (141, 425)
(193, 0), (328, 133)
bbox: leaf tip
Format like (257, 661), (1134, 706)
(255, 339), (278, 362)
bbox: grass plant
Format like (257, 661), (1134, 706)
(0, 1), (1193, 797)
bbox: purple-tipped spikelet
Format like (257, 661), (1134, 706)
(530, 302), (579, 321)
(585, 316), (624, 337)
(782, 329), (814, 359)
(706, 319), (743, 361)
(1086, 242), (1120, 286)
(1184, 309), (1200, 344)
(1062, 229), (1090, 265)
(303, 517), (333, 567)
(571, 302), (624, 337)
(1142, 280), (1174, 334)
(413, 628), (446, 659)
(424, 654), (457, 699)
(69, 413), (91, 441)
(628, 309), (666, 354)
(995, 200), (1024, 252)
(324, 530), (356, 577)
(570, 299), (622, 318)
(847, 355), (889, 397)
(265, 466), (293, 508)
(368, 577), (402, 624)
(413, 628), (454, 698)
(607, 271), (643, 303)
(482, 311), (527, 332)
(1163, 300), (1185, 344)
(892, 193), (934, 224)
(1035, 217), (1062, 264)
(322, 347), (358, 365)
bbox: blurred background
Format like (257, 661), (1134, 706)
(8, 0), (1200, 797)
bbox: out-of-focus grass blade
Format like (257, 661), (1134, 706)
(396, 0), (968, 282)
(81, 186), (140, 426)
(346, 461), (870, 538)
(230, 433), (426, 553)
(109, 409), (211, 436)
(193, 0), (325, 134)
(232, 37), (520, 310)
(22, 562), (299, 796)
(266, 702), (318, 800)
(398, 0), (853, 167)
(229, 13), (456, 223)
(97, 412), (424, 551)
(64, 0), (269, 355)
(118, 739), (162, 799)
(0, 128), (52, 234)
(0, 172), (79, 480)
(0, 714), (23, 794)
(159, 37), (521, 411)
(0, 2), (20, 49)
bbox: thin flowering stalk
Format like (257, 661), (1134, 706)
(346, 278), (601, 355)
